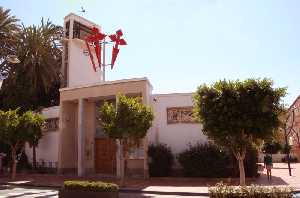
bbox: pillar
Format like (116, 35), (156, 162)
(78, 98), (85, 176)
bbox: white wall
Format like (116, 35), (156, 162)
(25, 106), (60, 166)
(68, 39), (103, 87)
(149, 93), (207, 156)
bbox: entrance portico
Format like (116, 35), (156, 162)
(58, 78), (152, 177)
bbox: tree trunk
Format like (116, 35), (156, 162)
(33, 145), (36, 170)
(11, 147), (17, 180)
(117, 139), (125, 186)
(284, 135), (292, 176)
(233, 151), (246, 186)
(237, 156), (246, 185)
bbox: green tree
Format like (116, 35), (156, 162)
(0, 19), (62, 111)
(0, 109), (44, 179)
(23, 111), (44, 170)
(0, 6), (19, 75)
(193, 78), (286, 185)
(99, 94), (154, 185)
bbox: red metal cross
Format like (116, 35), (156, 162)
(85, 27), (106, 72)
(109, 29), (127, 69)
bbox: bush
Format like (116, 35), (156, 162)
(178, 143), (230, 177)
(282, 156), (298, 163)
(178, 143), (258, 178)
(148, 143), (174, 177)
(209, 182), (293, 198)
(262, 141), (283, 154)
(63, 181), (119, 192)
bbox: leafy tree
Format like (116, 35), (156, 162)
(23, 111), (44, 170)
(0, 19), (62, 111)
(0, 109), (44, 179)
(0, 6), (19, 75)
(194, 78), (286, 185)
(99, 94), (154, 185)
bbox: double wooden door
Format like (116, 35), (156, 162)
(95, 138), (117, 174)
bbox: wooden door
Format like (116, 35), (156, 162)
(95, 138), (116, 174)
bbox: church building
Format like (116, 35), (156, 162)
(25, 13), (207, 178)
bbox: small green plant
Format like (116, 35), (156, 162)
(148, 143), (174, 177)
(63, 181), (119, 192)
(209, 182), (293, 198)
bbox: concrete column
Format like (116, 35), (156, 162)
(58, 101), (65, 174)
(142, 87), (151, 179)
(78, 98), (85, 176)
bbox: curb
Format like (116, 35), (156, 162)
(119, 188), (209, 196)
(0, 182), (209, 196)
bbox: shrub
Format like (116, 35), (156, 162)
(262, 141), (283, 154)
(209, 182), (293, 198)
(148, 143), (174, 177)
(178, 143), (258, 178)
(178, 143), (230, 177)
(63, 181), (119, 192)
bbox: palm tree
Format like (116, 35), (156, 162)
(15, 19), (62, 93)
(0, 19), (62, 111)
(0, 7), (19, 77)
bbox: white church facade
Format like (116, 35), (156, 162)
(25, 13), (207, 177)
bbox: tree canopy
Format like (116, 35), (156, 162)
(193, 78), (286, 185)
(0, 6), (19, 69)
(0, 17), (62, 111)
(0, 109), (44, 178)
(99, 94), (154, 141)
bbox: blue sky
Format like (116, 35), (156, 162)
(2, 0), (300, 105)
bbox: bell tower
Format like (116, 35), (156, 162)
(62, 13), (103, 88)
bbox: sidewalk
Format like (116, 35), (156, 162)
(1, 163), (299, 195)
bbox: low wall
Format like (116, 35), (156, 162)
(258, 153), (298, 163)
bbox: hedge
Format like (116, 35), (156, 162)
(178, 143), (258, 178)
(209, 183), (293, 198)
(63, 181), (119, 192)
(178, 143), (229, 177)
(148, 143), (174, 177)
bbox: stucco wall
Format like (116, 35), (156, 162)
(149, 93), (207, 156)
(68, 39), (103, 87)
(25, 106), (60, 166)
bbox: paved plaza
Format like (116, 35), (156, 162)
(0, 163), (299, 197)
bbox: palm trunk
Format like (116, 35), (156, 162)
(11, 147), (17, 179)
(33, 145), (36, 169)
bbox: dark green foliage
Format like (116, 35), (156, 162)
(63, 181), (119, 192)
(262, 141), (283, 154)
(16, 152), (31, 171)
(209, 183), (293, 198)
(194, 78), (286, 184)
(0, 6), (19, 65)
(194, 78), (286, 153)
(148, 143), (174, 177)
(0, 18), (62, 111)
(178, 143), (258, 178)
(178, 143), (229, 177)
(99, 94), (154, 141)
